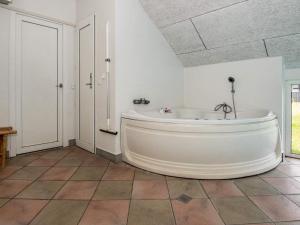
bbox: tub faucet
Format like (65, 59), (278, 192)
(214, 103), (232, 119)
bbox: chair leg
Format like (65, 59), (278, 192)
(0, 136), (7, 168)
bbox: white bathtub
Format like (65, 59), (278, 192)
(121, 108), (282, 179)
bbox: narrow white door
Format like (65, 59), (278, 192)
(76, 16), (95, 153)
(16, 15), (63, 154)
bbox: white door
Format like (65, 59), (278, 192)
(76, 15), (95, 153)
(16, 15), (63, 154)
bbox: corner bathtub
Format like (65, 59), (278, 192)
(121, 109), (282, 179)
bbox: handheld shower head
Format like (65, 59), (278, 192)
(228, 77), (235, 83)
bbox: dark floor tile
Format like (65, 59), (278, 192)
(201, 180), (244, 198)
(40, 167), (77, 180)
(8, 166), (49, 180)
(135, 169), (165, 180)
(28, 158), (59, 167)
(0, 199), (9, 207)
(71, 167), (106, 181)
(79, 200), (129, 225)
(0, 199), (47, 225)
(7, 155), (39, 166)
(81, 156), (109, 167)
(93, 181), (132, 200)
(212, 197), (271, 225)
(172, 199), (224, 225)
(132, 180), (169, 199)
(263, 177), (300, 194)
(127, 200), (175, 225)
(0, 180), (31, 198)
(102, 166), (134, 181)
(250, 195), (300, 221)
(17, 181), (65, 199)
(54, 181), (97, 200)
(168, 180), (207, 199)
(0, 166), (21, 179)
(30, 200), (88, 225)
(55, 157), (83, 167)
(234, 177), (280, 196)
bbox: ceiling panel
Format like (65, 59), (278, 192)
(161, 20), (205, 54)
(140, 0), (247, 27)
(178, 41), (267, 67)
(265, 34), (300, 69)
(192, 0), (300, 49)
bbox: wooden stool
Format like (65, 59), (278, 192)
(0, 127), (17, 168)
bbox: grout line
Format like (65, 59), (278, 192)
(263, 39), (269, 57)
(159, 0), (249, 29)
(190, 19), (208, 50)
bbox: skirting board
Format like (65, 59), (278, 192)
(68, 139), (76, 146)
(96, 148), (122, 163)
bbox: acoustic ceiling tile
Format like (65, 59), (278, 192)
(178, 41), (267, 67)
(161, 20), (205, 54)
(192, 0), (300, 48)
(140, 0), (247, 27)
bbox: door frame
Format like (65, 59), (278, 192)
(75, 14), (96, 153)
(13, 14), (63, 154)
(285, 80), (300, 159)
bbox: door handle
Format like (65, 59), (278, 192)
(85, 73), (93, 89)
(56, 83), (63, 88)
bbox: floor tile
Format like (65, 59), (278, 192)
(40, 167), (77, 180)
(212, 197), (271, 224)
(285, 157), (300, 165)
(102, 166), (134, 181)
(81, 156), (109, 167)
(250, 195), (300, 221)
(30, 200), (88, 225)
(263, 177), (300, 194)
(17, 181), (65, 199)
(40, 148), (70, 159)
(234, 177), (280, 196)
(71, 167), (106, 180)
(259, 169), (288, 178)
(79, 200), (129, 225)
(0, 180), (31, 198)
(93, 181), (132, 200)
(286, 194), (300, 206)
(172, 199), (224, 225)
(276, 222), (300, 225)
(8, 166), (49, 180)
(168, 180), (207, 199)
(55, 157), (83, 167)
(0, 166), (21, 179)
(135, 169), (165, 180)
(127, 200), (175, 225)
(201, 180), (244, 198)
(7, 155), (39, 166)
(0, 199), (9, 207)
(278, 165), (300, 176)
(132, 180), (169, 199)
(54, 181), (97, 200)
(28, 158), (58, 167)
(0, 199), (47, 225)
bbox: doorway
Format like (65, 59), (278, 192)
(76, 15), (95, 153)
(286, 81), (300, 158)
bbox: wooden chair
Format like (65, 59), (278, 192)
(0, 127), (17, 168)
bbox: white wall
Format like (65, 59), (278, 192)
(6, 0), (76, 24)
(285, 68), (300, 80)
(184, 57), (284, 129)
(0, 7), (10, 127)
(114, 0), (184, 154)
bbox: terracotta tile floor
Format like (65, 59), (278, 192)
(0, 146), (299, 225)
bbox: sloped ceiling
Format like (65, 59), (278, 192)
(140, 0), (300, 68)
